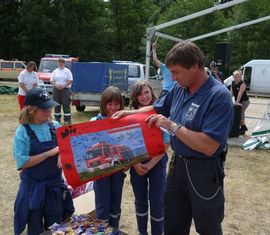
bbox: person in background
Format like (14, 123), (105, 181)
(13, 88), (74, 235)
(113, 41), (233, 235)
(129, 81), (169, 235)
(50, 57), (73, 125)
(231, 69), (250, 134)
(91, 86), (126, 231)
(152, 42), (176, 97)
(210, 61), (223, 82)
(17, 61), (39, 110)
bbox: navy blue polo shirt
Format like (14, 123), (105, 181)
(154, 76), (233, 158)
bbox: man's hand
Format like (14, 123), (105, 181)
(145, 113), (172, 130)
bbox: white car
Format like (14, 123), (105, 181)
(223, 75), (234, 87)
(114, 61), (163, 97)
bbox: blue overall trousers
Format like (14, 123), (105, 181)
(130, 154), (168, 235)
(94, 171), (126, 229)
(93, 113), (126, 229)
(14, 123), (74, 235)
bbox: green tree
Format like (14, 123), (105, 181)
(148, 0), (270, 75)
(108, 0), (158, 61)
(16, 0), (109, 63)
(153, 0), (227, 64)
(0, 0), (21, 60)
(228, 0), (270, 70)
(1, 0), (269, 69)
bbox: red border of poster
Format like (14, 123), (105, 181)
(56, 110), (165, 187)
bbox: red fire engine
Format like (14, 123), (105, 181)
(85, 142), (133, 171)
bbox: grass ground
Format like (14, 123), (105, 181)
(0, 92), (270, 235)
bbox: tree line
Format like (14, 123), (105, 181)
(0, 0), (269, 76)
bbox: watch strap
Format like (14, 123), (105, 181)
(169, 123), (182, 134)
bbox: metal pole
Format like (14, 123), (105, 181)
(144, 0), (248, 79)
(153, 0), (248, 31)
(155, 32), (183, 42)
(145, 39), (151, 80)
(188, 15), (270, 41)
(145, 28), (156, 80)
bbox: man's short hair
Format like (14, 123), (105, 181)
(58, 57), (65, 63)
(165, 41), (205, 69)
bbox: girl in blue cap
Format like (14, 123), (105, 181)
(13, 88), (74, 235)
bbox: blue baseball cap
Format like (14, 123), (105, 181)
(24, 88), (59, 109)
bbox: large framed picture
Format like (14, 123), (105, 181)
(57, 110), (165, 187)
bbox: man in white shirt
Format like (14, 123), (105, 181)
(50, 58), (73, 124)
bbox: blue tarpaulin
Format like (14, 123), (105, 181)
(71, 62), (128, 93)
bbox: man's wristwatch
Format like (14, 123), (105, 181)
(169, 122), (182, 135)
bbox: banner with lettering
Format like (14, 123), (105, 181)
(56, 110), (165, 187)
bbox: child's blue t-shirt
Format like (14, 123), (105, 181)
(13, 121), (61, 170)
(161, 63), (176, 91)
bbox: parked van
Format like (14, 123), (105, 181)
(242, 60), (270, 94)
(38, 54), (78, 92)
(224, 60), (270, 94)
(0, 59), (27, 81)
(113, 61), (163, 97)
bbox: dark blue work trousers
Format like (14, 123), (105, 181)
(52, 88), (71, 123)
(164, 155), (224, 235)
(94, 171), (126, 229)
(130, 155), (168, 235)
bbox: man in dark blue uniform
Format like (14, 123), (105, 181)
(113, 41), (233, 235)
(147, 42), (233, 235)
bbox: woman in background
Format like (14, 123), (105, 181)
(50, 57), (73, 125)
(17, 61), (38, 109)
(231, 70), (250, 134)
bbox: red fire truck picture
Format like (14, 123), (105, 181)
(85, 142), (133, 171)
